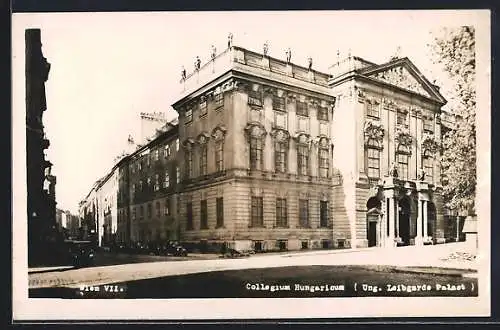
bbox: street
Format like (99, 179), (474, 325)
(28, 242), (479, 299)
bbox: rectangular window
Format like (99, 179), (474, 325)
(154, 149), (159, 161)
(147, 177), (151, 189)
(275, 198), (288, 227)
(367, 148), (380, 178)
(397, 153), (409, 180)
(200, 145), (208, 176)
(185, 108), (193, 123)
(215, 92), (224, 108)
(320, 201), (329, 228)
(154, 174), (160, 191)
(273, 96), (285, 112)
(200, 200), (208, 229)
(319, 148), (329, 178)
(139, 205), (144, 220)
(186, 202), (193, 230)
(250, 137), (263, 170)
(132, 207), (136, 221)
(423, 157), (434, 182)
(274, 112), (287, 128)
(216, 141), (224, 172)
(248, 90), (263, 107)
(139, 180), (143, 191)
(366, 102), (379, 118)
(147, 203), (152, 219)
(397, 111), (408, 127)
(200, 100), (207, 116)
(165, 145), (171, 158)
(275, 142), (287, 173)
(299, 199), (309, 227)
(251, 196), (264, 227)
(297, 145), (309, 176)
(317, 107), (328, 121)
(163, 172), (170, 188)
(175, 139), (180, 151)
(164, 198), (170, 216)
(296, 101), (308, 117)
(423, 117), (434, 133)
(146, 155), (150, 167)
(186, 150), (193, 178)
(156, 201), (161, 218)
(216, 197), (224, 227)
(176, 166), (180, 183)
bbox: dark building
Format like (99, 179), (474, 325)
(26, 29), (58, 265)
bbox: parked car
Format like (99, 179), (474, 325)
(64, 240), (95, 268)
(158, 241), (188, 257)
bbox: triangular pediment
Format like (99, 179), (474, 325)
(360, 58), (446, 105)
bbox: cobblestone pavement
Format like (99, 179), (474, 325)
(28, 242), (480, 289)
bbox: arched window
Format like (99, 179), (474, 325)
(396, 144), (410, 180)
(423, 149), (434, 182)
(366, 139), (381, 179)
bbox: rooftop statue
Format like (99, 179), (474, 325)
(263, 41), (269, 56)
(285, 47), (292, 63)
(227, 32), (233, 49)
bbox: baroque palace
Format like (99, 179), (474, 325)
(80, 40), (452, 251)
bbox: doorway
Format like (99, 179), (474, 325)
(398, 196), (411, 246)
(368, 221), (377, 247)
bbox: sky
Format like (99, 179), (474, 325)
(12, 10), (485, 214)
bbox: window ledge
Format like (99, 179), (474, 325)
(248, 225), (266, 229)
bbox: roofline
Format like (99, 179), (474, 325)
(329, 72), (446, 107)
(172, 68), (334, 111)
(357, 57), (447, 105)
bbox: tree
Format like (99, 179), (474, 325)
(428, 26), (476, 215)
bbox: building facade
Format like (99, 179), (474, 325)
(26, 29), (58, 264)
(82, 43), (449, 252)
(117, 123), (181, 244)
(172, 45), (447, 251)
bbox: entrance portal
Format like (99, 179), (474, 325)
(398, 196), (411, 246)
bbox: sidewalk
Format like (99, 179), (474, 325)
(28, 242), (479, 289)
